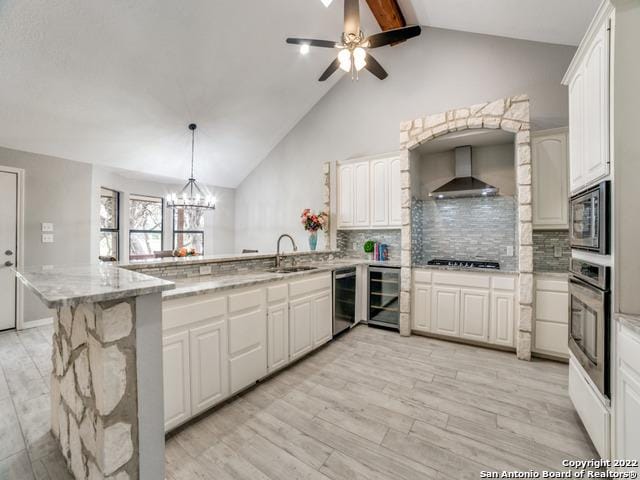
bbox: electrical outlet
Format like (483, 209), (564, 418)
(41, 222), (54, 232)
(199, 265), (212, 275)
(42, 234), (54, 244)
(554, 246), (563, 258)
(506, 246), (514, 257)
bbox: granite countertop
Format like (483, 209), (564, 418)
(16, 264), (175, 308)
(617, 313), (640, 336)
(121, 250), (341, 270)
(412, 264), (518, 275)
(164, 258), (400, 300)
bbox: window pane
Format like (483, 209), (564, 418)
(130, 195), (163, 231)
(174, 232), (204, 255)
(99, 232), (118, 260)
(174, 207), (204, 231)
(100, 188), (118, 229)
(129, 232), (162, 259)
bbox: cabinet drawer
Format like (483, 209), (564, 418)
(163, 295), (226, 331)
(491, 276), (516, 291)
(432, 272), (490, 289)
(619, 324), (640, 374)
(289, 274), (331, 298)
(267, 284), (288, 303)
(413, 270), (432, 284)
(229, 288), (263, 313)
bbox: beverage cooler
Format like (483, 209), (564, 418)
(368, 266), (400, 330)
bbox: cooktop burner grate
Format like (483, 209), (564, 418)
(427, 259), (500, 269)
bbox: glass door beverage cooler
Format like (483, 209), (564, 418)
(368, 266), (400, 330)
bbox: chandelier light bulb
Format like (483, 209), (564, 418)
(320, 0), (333, 7)
(338, 49), (352, 72)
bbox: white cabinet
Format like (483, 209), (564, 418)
(354, 161), (370, 227)
(267, 302), (289, 373)
(312, 291), (333, 346)
(490, 291), (515, 347)
(460, 289), (489, 342)
(189, 320), (228, 415)
(289, 296), (314, 361)
(412, 269), (517, 348)
(564, 11), (611, 193)
(615, 321), (640, 469)
(532, 130), (569, 229)
(336, 155), (401, 229)
(162, 331), (191, 431)
(533, 275), (569, 358)
(432, 287), (460, 337)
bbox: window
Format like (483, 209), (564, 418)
(129, 194), (163, 259)
(173, 207), (204, 255)
(99, 188), (119, 260)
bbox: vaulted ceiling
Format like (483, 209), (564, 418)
(0, 0), (599, 188)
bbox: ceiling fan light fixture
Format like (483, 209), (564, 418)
(353, 47), (366, 71)
(338, 48), (352, 72)
(299, 44), (310, 55)
(320, 0), (333, 7)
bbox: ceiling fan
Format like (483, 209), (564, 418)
(286, 0), (421, 81)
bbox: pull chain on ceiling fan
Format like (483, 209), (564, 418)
(286, 0), (421, 81)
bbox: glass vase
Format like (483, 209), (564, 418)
(308, 231), (318, 251)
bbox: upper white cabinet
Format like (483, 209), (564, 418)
(412, 270), (517, 348)
(532, 130), (569, 229)
(563, 7), (611, 193)
(337, 155), (401, 229)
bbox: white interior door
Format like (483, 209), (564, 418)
(0, 170), (17, 331)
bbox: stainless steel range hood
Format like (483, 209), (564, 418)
(429, 146), (498, 199)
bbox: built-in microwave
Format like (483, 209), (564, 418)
(568, 258), (610, 398)
(569, 181), (610, 254)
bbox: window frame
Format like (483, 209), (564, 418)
(99, 187), (120, 261)
(128, 194), (164, 260)
(172, 207), (205, 255)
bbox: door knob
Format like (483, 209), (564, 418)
(4, 261), (14, 267)
(4, 250), (12, 256)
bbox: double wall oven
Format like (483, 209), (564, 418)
(568, 258), (611, 398)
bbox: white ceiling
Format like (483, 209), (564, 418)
(0, 0), (598, 188)
(406, 0), (601, 46)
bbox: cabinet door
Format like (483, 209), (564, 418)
(190, 320), (229, 416)
(289, 296), (314, 360)
(490, 291), (515, 347)
(353, 161), (370, 227)
(267, 302), (289, 372)
(337, 164), (354, 227)
(532, 132), (568, 229)
(431, 287), (460, 337)
(460, 289), (489, 342)
(312, 290), (333, 347)
(388, 157), (402, 226)
(163, 331), (191, 431)
(568, 71), (585, 192)
(616, 325), (640, 468)
(412, 284), (431, 332)
(583, 23), (610, 186)
(370, 159), (389, 227)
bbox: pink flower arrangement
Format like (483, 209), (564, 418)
(300, 209), (329, 232)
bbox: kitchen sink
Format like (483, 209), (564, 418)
(267, 265), (318, 274)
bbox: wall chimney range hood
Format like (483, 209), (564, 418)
(429, 146), (498, 199)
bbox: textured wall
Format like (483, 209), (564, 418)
(532, 229), (570, 272)
(336, 229), (401, 260)
(412, 196), (518, 271)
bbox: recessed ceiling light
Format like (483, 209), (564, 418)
(320, 0), (333, 7)
(299, 44), (310, 55)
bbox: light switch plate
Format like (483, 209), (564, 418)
(506, 246), (514, 257)
(199, 265), (212, 275)
(41, 222), (54, 232)
(42, 234), (54, 243)
(554, 246), (563, 258)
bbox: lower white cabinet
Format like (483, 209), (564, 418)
(533, 275), (569, 358)
(412, 269), (517, 348)
(615, 321), (640, 469)
(161, 272), (333, 432)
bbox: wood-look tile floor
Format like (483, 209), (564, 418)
(0, 324), (598, 480)
(166, 325), (598, 480)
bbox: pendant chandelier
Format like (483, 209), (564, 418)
(166, 123), (216, 210)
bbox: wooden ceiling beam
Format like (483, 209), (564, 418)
(365, 0), (406, 32)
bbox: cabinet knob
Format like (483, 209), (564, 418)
(4, 261), (13, 267)
(4, 250), (12, 256)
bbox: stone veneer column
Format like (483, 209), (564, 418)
(398, 95), (533, 359)
(51, 296), (159, 479)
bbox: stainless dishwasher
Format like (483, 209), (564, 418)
(368, 266), (400, 330)
(333, 267), (357, 336)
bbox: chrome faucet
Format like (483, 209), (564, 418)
(275, 234), (298, 268)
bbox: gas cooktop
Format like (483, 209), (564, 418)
(427, 259), (500, 270)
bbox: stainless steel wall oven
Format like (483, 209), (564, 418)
(570, 181), (610, 254)
(568, 258), (610, 398)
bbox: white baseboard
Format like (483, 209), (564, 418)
(20, 317), (53, 330)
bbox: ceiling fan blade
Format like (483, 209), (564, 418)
(319, 57), (341, 81)
(344, 0), (360, 35)
(364, 53), (388, 80)
(286, 38), (338, 48)
(365, 25), (422, 48)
